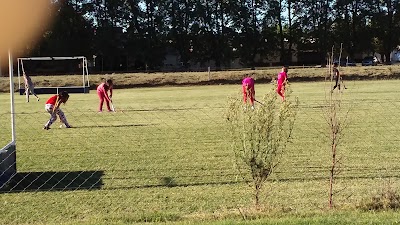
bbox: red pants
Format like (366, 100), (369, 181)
(276, 84), (285, 100)
(97, 91), (111, 111)
(242, 85), (255, 105)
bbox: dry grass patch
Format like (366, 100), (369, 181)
(1, 65), (400, 92)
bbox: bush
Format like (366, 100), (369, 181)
(225, 84), (298, 206)
(359, 181), (400, 211)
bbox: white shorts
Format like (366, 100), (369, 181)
(45, 104), (54, 112)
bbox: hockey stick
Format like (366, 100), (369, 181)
(254, 99), (264, 105)
(110, 99), (115, 112)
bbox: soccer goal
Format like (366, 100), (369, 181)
(0, 50), (17, 190)
(17, 56), (90, 95)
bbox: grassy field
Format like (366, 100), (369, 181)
(1, 80), (400, 224)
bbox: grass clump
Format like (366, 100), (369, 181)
(359, 180), (400, 211)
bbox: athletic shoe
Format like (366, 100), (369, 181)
(43, 126), (50, 130)
(66, 125), (72, 128)
(37, 98), (40, 101)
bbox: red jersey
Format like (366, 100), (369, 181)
(97, 83), (106, 92)
(277, 71), (287, 85)
(46, 95), (58, 105)
(97, 83), (112, 94)
(97, 83), (112, 101)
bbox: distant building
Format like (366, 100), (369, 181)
(391, 46), (400, 63)
(161, 43), (301, 71)
(162, 48), (181, 71)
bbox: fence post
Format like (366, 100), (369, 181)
(208, 66), (211, 81)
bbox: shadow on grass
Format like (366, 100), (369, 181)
(1, 171), (103, 193)
(119, 107), (207, 112)
(105, 178), (243, 190)
(77, 124), (153, 128)
(107, 171), (400, 190)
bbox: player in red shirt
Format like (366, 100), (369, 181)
(43, 91), (71, 130)
(242, 77), (255, 109)
(97, 79), (113, 112)
(276, 66), (288, 101)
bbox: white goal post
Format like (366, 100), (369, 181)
(17, 56), (90, 94)
(0, 50), (17, 190)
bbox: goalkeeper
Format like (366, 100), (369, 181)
(23, 72), (40, 102)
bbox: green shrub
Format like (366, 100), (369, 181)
(359, 181), (400, 211)
(225, 84), (298, 206)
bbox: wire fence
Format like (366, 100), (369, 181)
(1, 96), (400, 193)
(0, 104), (232, 192)
(2, 92), (400, 225)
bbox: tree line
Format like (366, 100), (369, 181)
(26, 0), (400, 71)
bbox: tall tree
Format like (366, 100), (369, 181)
(229, 0), (276, 67)
(83, 0), (130, 70)
(369, 0), (399, 63)
(295, 0), (334, 64)
(332, 0), (375, 59)
(163, 0), (196, 68)
(35, 0), (94, 56)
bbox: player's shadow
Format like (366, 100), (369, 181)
(2, 171), (103, 193)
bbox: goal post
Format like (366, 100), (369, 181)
(17, 56), (90, 95)
(0, 50), (17, 190)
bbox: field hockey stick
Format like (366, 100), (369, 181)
(109, 98), (115, 112)
(340, 75), (347, 89)
(51, 95), (60, 117)
(254, 99), (264, 105)
(341, 79), (346, 89)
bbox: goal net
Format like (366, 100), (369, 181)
(17, 56), (90, 95)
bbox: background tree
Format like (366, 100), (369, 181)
(294, 0), (334, 64)
(270, 0), (288, 64)
(369, 0), (399, 63)
(332, 0), (372, 58)
(35, 0), (94, 56)
(20, 0), (400, 70)
(164, 0), (196, 68)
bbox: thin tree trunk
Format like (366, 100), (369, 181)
(329, 139), (336, 209)
(287, 0), (292, 64)
(278, 0), (285, 63)
(255, 182), (261, 208)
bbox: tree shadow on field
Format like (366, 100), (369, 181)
(104, 174), (244, 190)
(78, 124), (154, 128)
(120, 107), (206, 112)
(0, 171), (103, 193)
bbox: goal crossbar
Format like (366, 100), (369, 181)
(18, 56), (87, 61)
(17, 56), (90, 94)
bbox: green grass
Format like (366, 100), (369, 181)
(1, 80), (400, 224)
